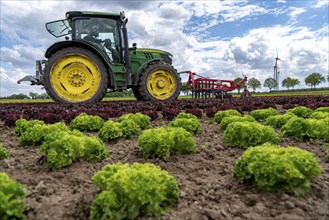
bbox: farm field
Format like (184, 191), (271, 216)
(0, 96), (329, 220)
(1, 88), (329, 104)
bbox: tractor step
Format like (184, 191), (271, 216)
(111, 64), (127, 89)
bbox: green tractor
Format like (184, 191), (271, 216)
(18, 11), (181, 103)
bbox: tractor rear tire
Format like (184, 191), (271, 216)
(138, 63), (181, 101)
(44, 47), (108, 104)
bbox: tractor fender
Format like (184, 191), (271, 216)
(45, 40), (115, 87)
(133, 58), (162, 86)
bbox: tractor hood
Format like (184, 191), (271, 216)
(136, 48), (172, 56)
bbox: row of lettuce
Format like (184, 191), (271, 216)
(215, 106), (329, 146)
(1, 106), (328, 219)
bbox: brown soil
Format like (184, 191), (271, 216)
(0, 119), (328, 220)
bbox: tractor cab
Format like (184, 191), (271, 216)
(46, 12), (122, 63)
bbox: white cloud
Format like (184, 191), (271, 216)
(0, 67), (43, 97)
(313, 0), (329, 8)
(220, 4), (267, 23)
(221, 24), (328, 88)
(289, 7), (306, 20)
(1, 45), (44, 68)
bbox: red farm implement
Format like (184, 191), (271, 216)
(179, 71), (251, 99)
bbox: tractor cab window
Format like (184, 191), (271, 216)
(75, 18), (120, 63)
(46, 19), (71, 38)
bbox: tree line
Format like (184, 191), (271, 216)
(0, 92), (51, 100)
(242, 72), (328, 92)
(0, 90), (135, 100)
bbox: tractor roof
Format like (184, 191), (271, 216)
(66, 11), (121, 19)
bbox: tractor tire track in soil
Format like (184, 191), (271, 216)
(0, 115), (328, 220)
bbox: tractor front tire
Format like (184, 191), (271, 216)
(44, 47), (108, 104)
(132, 87), (144, 101)
(138, 63), (181, 101)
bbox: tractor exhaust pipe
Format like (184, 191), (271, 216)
(121, 12), (132, 86)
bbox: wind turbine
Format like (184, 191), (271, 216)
(273, 47), (284, 90)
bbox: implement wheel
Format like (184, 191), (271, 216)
(241, 88), (252, 99)
(44, 47), (108, 103)
(138, 63), (181, 101)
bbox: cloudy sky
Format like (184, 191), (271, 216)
(0, 0), (328, 97)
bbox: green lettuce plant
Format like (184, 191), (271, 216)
(318, 118), (329, 142)
(0, 143), (9, 160)
(117, 113), (151, 129)
(214, 109), (241, 124)
(119, 119), (142, 139)
(168, 112), (201, 134)
(138, 127), (196, 159)
(309, 111), (329, 120)
(14, 118), (45, 136)
(83, 136), (110, 163)
(286, 106), (313, 118)
(233, 143), (322, 196)
(281, 117), (309, 141)
(223, 121), (279, 148)
(98, 120), (123, 141)
(265, 113), (297, 128)
(0, 172), (27, 219)
(165, 127), (196, 154)
(70, 113), (104, 131)
(220, 115), (256, 130)
(138, 127), (173, 159)
(168, 117), (201, 134)
(175, 112), (199, 120)
(314, 106), (329, 113)
(19, 122), (69, 146)
(40, 130), (109, 169)
(90, 163), (179, 220)
(250, 107), (279, 121)
(281, 117), (329, 142)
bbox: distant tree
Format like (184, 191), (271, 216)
(304, 72), (325, 89)
(5, 93), (30, 99)
(290, 78), (300, 90)
(248, 78), (261, 92)
(234, 77), (243, 94)
(263, 78), (278, 91)
(282, 78), (291, 90)
(37, 93), (51, 99)
(29, 92), (38, 99)
(282, 77), (300, 90)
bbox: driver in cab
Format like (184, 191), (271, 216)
(83, 25), (119, 62)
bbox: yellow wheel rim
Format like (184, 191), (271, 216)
(50, 54), (101, 102)
(147, 69), (177, 100)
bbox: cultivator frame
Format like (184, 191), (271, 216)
(179, 71), (251, 99)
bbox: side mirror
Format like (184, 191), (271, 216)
(133, 43), (137, 54)
(120, 11), (126, 22)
